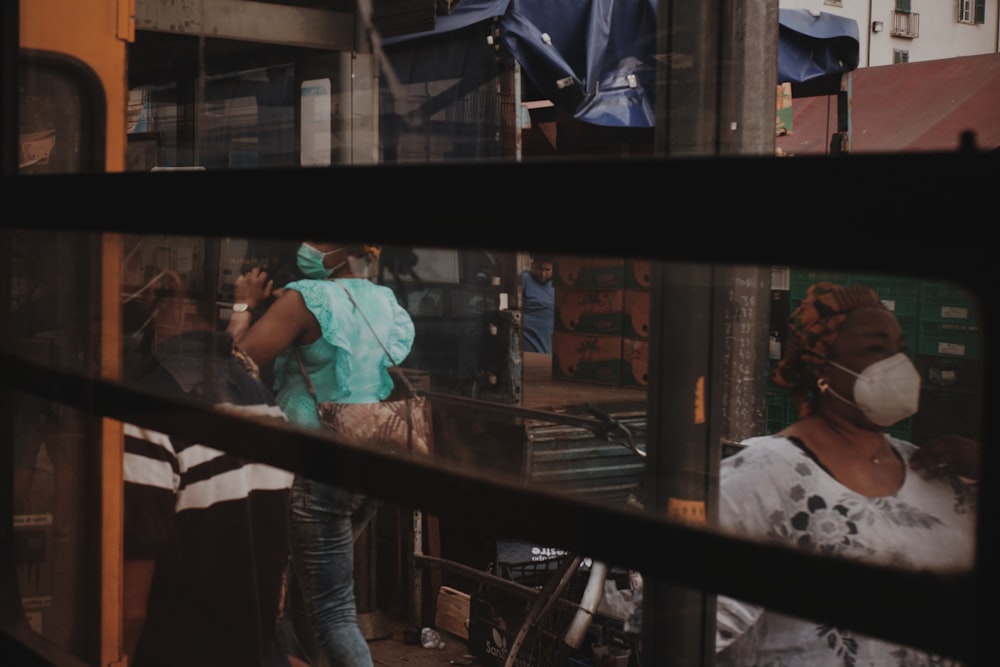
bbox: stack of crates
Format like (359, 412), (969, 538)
(549, 257), (650, 389)
(767, 269), (926, 440)
(910, 279), (982, 443)
(853, 273), (919, 441)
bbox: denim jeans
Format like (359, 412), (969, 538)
(287, 475), (382, 667)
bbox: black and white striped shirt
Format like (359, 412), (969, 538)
(124, 331), (293, 667)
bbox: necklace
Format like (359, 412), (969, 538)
(814, 415), (892, 466)
(822, 419), (887, 464)
(867, 442), (893, 464)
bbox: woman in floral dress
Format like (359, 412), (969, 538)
(715, 281), (978, 667)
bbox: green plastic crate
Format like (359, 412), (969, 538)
(886, 417), (913, 443)
(917, 321), (982, 359)
(789, 268), (856, 304)
(919, 279), (975, 303)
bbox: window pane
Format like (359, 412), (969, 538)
(7, 229), (102, 662)
(2, 228), (984, 666)
(19, 65), (85, 174)
(714, 266), (979, 665)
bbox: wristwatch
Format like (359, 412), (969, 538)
(232, 302), (252, 315)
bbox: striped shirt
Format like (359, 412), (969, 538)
(124, 331), (293, 667)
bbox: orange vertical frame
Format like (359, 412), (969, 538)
(19, 0), (132, 172)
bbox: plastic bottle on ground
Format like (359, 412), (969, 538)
(420, 627), (446, 649)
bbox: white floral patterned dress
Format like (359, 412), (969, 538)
(715, 434), (977, 667)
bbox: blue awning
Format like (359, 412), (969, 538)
(777, 8), (860, 86)
(382, 0), (511, 46)
(383, 2), (859, 129)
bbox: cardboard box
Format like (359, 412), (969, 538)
(555, 288), (625, 336)
(775, 82), (793, 136)
(553, 257), (625, 288)
(552, 332), (623, 386)
(622, 339), (648, 387)
(435, 586), (471, 640)
(624, 259), (650, 288)
(622, 290), (649, 339)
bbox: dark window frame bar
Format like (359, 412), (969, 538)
(0, 350), (983, 663)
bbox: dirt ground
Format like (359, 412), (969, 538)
(370, 613), (482, 667)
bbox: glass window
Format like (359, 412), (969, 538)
(6, 0), (993, 665)
(6, 229), (103, 663)
(19, 61), (88, 174)
(1, 227), (987, 667)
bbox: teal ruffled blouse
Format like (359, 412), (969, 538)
(272, 278), (415, 430)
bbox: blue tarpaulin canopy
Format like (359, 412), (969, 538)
(777, 9), (860, 86)
(384, 2), (859, 128)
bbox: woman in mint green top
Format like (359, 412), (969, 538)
(229, 242), (415, 667)
(272, 276), (415, 425)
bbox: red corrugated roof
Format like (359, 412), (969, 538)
(776, 53), (1000, 155)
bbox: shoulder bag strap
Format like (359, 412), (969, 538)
(336, 282), (417, 398)
(295, 348), (320, 409)
(338, 282), (421, 454)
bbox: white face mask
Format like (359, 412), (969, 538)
(823, 353), (921, 427)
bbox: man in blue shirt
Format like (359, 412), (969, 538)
(521, 255), (555, 353)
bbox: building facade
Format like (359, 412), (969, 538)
(782, 0), (999, 66)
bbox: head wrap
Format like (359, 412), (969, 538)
(775, 281), (886, 418)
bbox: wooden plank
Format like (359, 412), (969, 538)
(435, 586), (470, 640)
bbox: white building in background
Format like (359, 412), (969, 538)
(782, 0), (1000, 66)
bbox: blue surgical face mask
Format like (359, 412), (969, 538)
(297, 243), (344, 279)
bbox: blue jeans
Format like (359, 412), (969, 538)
(287, 476), (381, 667)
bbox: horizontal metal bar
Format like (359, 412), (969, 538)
(424, 390), (613, 429)
(0, 351), (982, 662)
(135, 0), (355, 50)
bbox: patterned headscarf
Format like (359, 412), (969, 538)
(775, 281), (886, 418)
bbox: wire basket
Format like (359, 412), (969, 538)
(494, 555), (596, 667)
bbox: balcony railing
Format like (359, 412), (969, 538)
(891, 11), (920, 38)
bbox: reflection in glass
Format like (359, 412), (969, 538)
(6, 229), (102, 658)
(19, 67), (84, 174)
(12, 397), (95, 653)
(714, 274), (979, 665)
(2, 228), (985, 667)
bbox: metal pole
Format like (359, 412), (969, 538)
(710, 266), (771, 454)
(640, 262), (770, 667)
(655, 0), (779, 157)
(641, 261), (716, 667)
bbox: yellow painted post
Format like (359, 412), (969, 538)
(101, 233), (125, 667)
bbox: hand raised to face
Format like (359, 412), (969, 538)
(234, 267), (274, 311)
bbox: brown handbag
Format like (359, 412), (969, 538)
(296, 283), (431, 456)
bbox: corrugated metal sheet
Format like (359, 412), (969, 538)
(777, 53), (1000, 155)
(525, 415), (646, 506)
